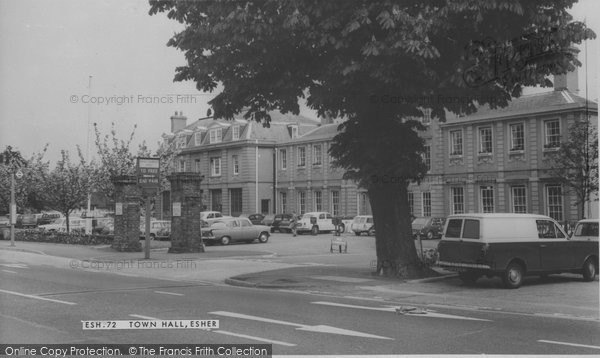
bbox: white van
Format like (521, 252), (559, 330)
(296, 212), (336, 235)
(350, 215), (374, 236)
(437, 213), (598, 289)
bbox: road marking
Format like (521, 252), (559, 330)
(0, 289), (76, 305)
(213, 330), (296, 347)
(209, 311), (393, 340)
(2, 269), (17, 273)
(0, 263), (28, 268)
(129, 314), (161, 320)
(538, 340), (600, 350)
(311, 301), (491, 322)
(154, 291), (184, 296)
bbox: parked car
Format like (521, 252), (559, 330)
(239, 213), (265, 225)
(38, 212), (63, 226)
(296, 212), (336, 235)
(337, 216), (355, 234)
(0, 215), (10, 228)
(351, 215), (375, 236)
(437, 213), (599, 289)
(38, 217), (87, 233)
(140, 220), (171, 240)
(200, 211), (231, 226)
(571, 219), (599, 241)
(93, 217), (114, 235)
(412, 217), (446, 240)
(260, 214), (275, 226)
(270, 213), (294, 233)
(201, 217), (270, 245)
(16, 214), (38, 228)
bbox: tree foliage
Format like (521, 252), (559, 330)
(150, 0), (595, 277)
(548, 117), (599, 218)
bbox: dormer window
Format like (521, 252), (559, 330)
(290, 125), (299, 139)
(232, 125), (240, 141)
(422, 108), (432, 124)
(194, 132), (203, 146)
(176, 135), (187, 149)
(209, 128), (222, 144)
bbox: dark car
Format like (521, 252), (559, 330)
(412, 217), (445, 239)
(270, 213), (294, 233)
(260, 214), (275, 226)
(38, 213), (62, 226)
(16, 214), (37, 228)
(239, 213), (265, 225)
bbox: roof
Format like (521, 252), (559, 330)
(444, 90), (598, 125)
(285, 123), (342, 144)
(446, 213), (551, 219)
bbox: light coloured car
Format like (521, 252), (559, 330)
(296, 212), (336, 235)
(139, 220), (171, 240)
(571, 219), (599, 241)
(351, 215), (374, 236)
(200, 211), (232, 226)
(201, 217), (270, 245)
(38, 218), (87, 233)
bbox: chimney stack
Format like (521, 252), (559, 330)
(320, 111), (333, 126)
(554, 69), (579, 93)
(170, 111), (187, 133)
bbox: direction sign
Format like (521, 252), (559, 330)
(15, 170), (23, 179)
(136, 157), (160, 188)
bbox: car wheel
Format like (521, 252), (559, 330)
(339, 224), (345, 233)
(582, 257), (597, 281)
(220, 236), (231, 246)
(368, 228), (375, 236)
(258, 232), (269, 243)
(503, 262), (524, 289)
(459, 271), (479, 285)
(354, 231), (361, 236)
(149, 234), (156, 241)
(426, 231), (434, 240)
(311, 226), (319, 236)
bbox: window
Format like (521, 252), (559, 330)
(291, 125), (299, 138)
(210, 157), (221, 176)
(408, 192), (414, 217)
(178, 159), (186, 172)
(544, 120), (561, 149)
(232, 155), (239, 175)
(194, 132), (202, 146)
(280, 192), (287, 213)
(359, 193), (369, 215)
(230, 188), (242, 216)
(462, 219), (480, 239)
(297, 146), (306, 167)
(446, 219), (463, 238)
(450, 130), (463, 156)
(280, 149), (287, 170)
(451, 187), (464, 214)
(313, 144), (322, 166)
(510, 123), (525, 151)
(546, 185), (563, 221)
(240, 218), (252, 227)
(298, 191), (306, 214)
(511, 186), (527, 213)
(194, 159), (201, 173)
(480, 186), (494, 213)
(314, 191), (322, 211)
(422, 192), (431, 217)
(422, 108), (432, 124)
(209, 128), (222, 144)
(423, 145), (431, 172)
(176, 135), (187, 149)
(536, 220), (561, 239)
(231, 126), (240, 141)
(479, 127), (493, 154)
(331, 190), (340, 216)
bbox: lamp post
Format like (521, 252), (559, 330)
(9, 169), (23, 247)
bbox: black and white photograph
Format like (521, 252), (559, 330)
(0, 0), (598, 356)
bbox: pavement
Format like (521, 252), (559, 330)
(1, 239), (598, 321)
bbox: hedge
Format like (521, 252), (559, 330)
(6, 229), (114, 245)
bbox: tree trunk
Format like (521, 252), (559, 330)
(368, 181), (422, 278)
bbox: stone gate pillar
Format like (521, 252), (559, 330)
(168, 172), (204, 253)
(111, 175), (142, 252)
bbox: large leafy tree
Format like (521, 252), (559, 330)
(548, 117), (598, 219)
(150, 0), (595, 277)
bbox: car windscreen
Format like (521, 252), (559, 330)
(574, 222), (599, 237)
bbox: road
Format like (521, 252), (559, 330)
(1, 232), (599, 355)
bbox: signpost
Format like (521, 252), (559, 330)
(136, 157), (160, 259)
(9, 170), (23, 247)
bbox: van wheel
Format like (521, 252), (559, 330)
(426, 231), (434, 240)
(459, 271), (479, 285)
(220, 236), (231, 245)
(582, 258), (597, 281)
(503, 262), (524, 289)
(311, 226), (319, 236)
(258, 232), (269, 243)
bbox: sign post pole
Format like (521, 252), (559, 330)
(10, 172), (15, 247)
(136, 157), (160, 260)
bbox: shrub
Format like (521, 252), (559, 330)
(13, 229), (114, 245)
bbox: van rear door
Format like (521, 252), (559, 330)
(438, 218), (488, 268)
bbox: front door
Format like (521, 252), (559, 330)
(261, 199), (270, 215)
(537, 220), (573, 270)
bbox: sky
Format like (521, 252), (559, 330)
(0, 0), (598, 164)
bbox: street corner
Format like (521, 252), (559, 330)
(225, 275), (309, 289)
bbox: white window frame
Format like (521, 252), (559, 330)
(544, 119), (561, 149)
(422, 192), (431, 217)
(423, 145), (431, 172)
(210, 157), (221, 176)
(209, 128), (222, 144)
(178, 159), (186, 172)
(297, 146), (306, 167)
(280, 149), (287, 170)
(331, 190), (340, 217)
(478, 126), (493, 154)
(313, 144), (322, 166)
(232, 155), (239, 175)
(480, 186), (495, 213)
(546, 184), (563, 221)
(408, 192), (415, 217)
(422, 108), (432, 124)
(280, 192), (287, 213)
(509, 122), (525, 152)
(511, 186), (527, 213)
(231, 126), (240, 141)
(194, 132), (202, 146)
(194, 159), (201, 173)
(176, 135), (187, 149)
(314, 190), (322, 211)
(291, 126), (299, 139)
(449, 130), (463, 156)
(298, 191), (306, 214)
(451, 187), (464, 214)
